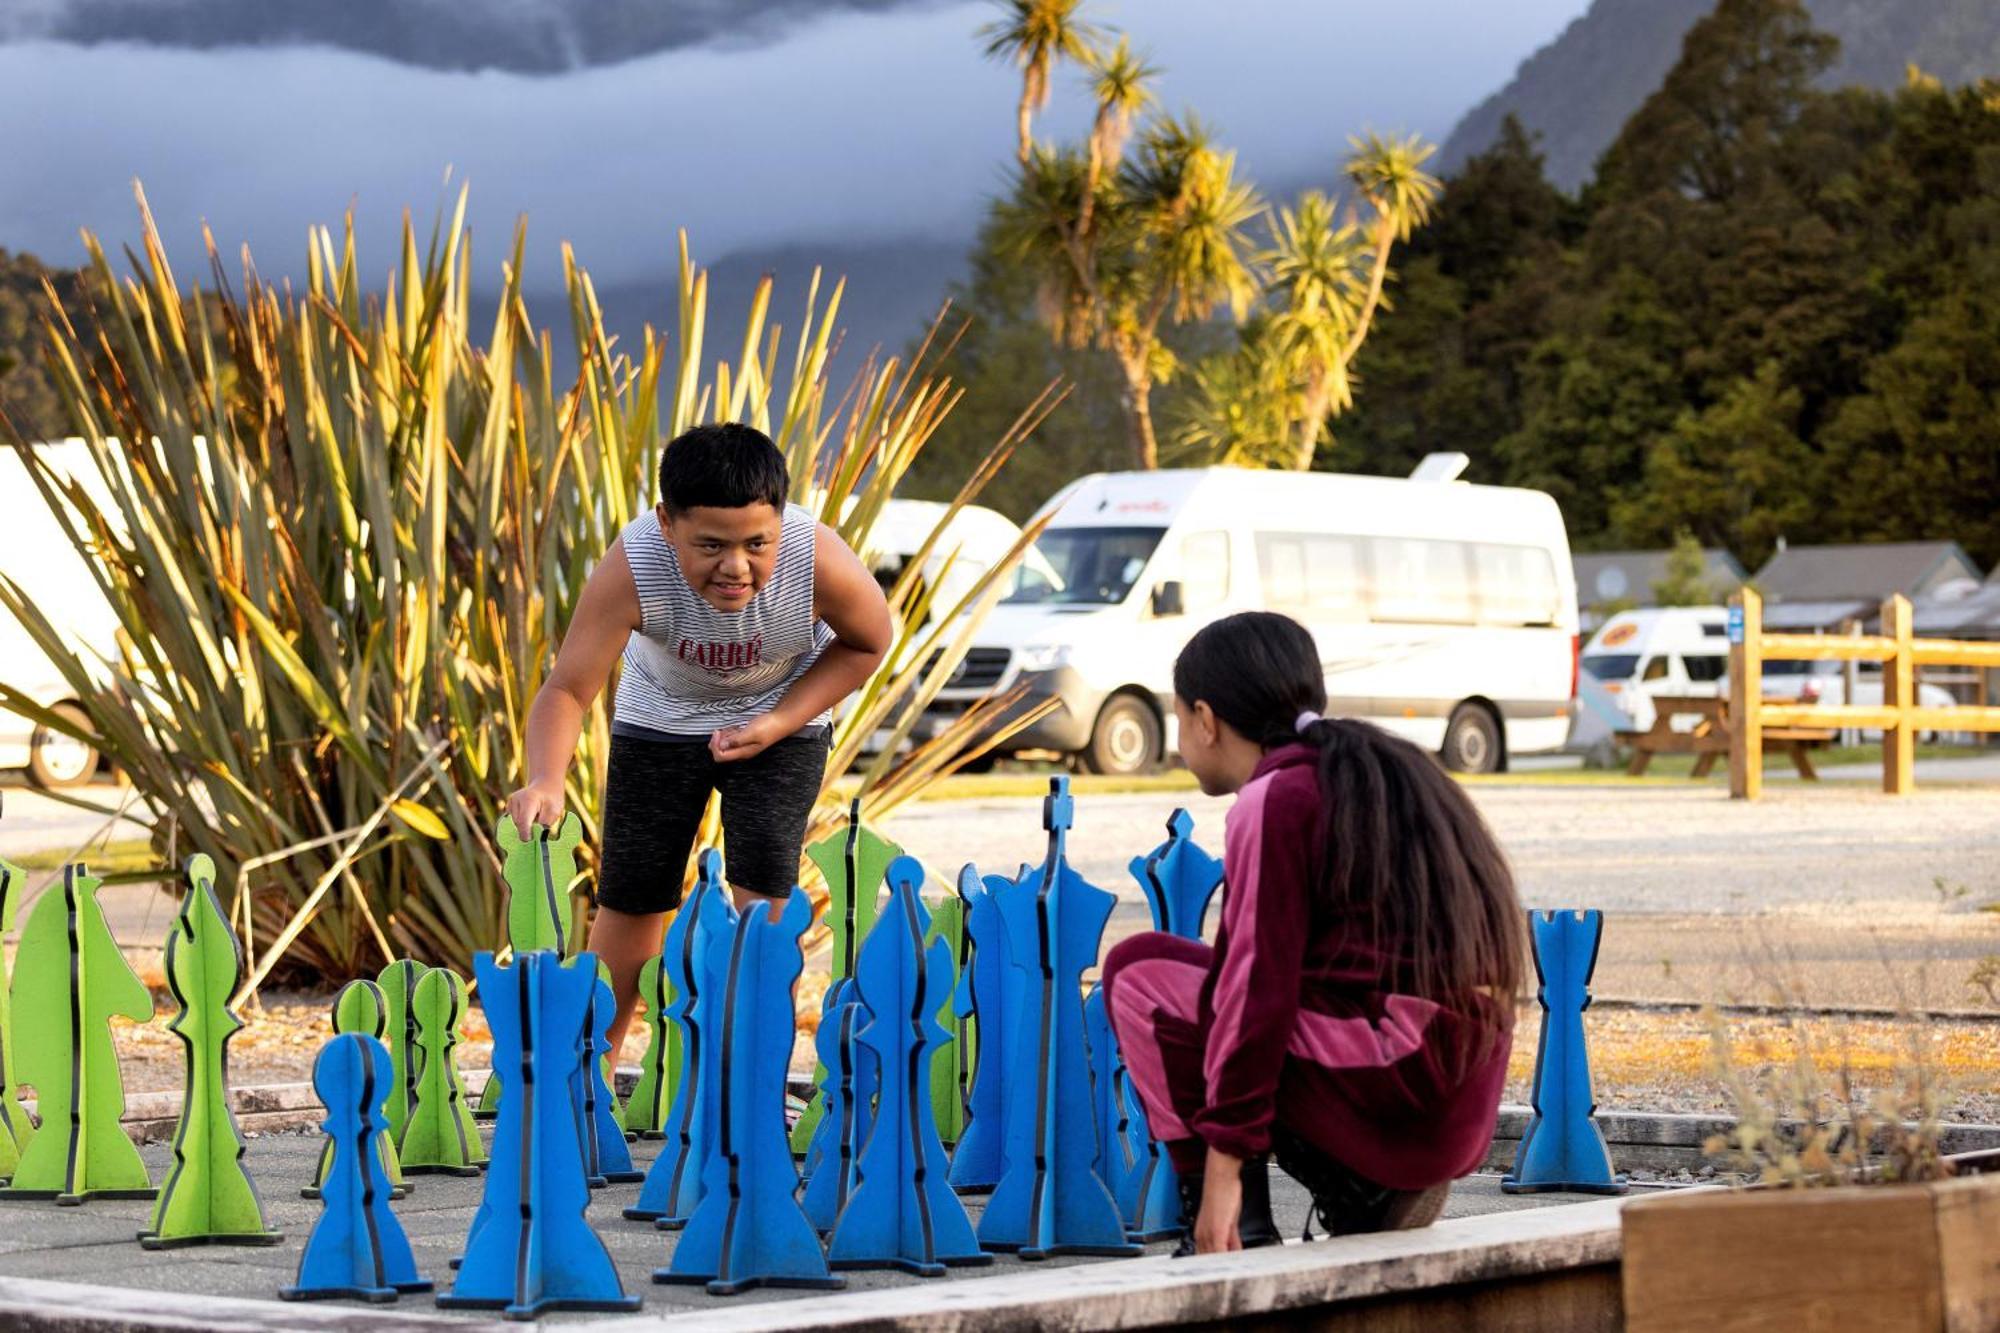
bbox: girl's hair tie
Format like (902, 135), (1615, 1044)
(1295, 710), (1322, 735)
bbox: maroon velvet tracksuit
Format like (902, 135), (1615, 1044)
(1102, 744), (1511, 1187)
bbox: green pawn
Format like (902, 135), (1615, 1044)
(377, 960), (426, 1143)
(398, 967), (485, 1175)
(0, 863), (155, 1203)
(306, 979), (408, 1200)
(0, 851), (34, 1184)
(791, 799), (901, 1156)
(477, 812), (584, 1119)
(142, 855), (282, 1248)
(925, 893), (973, 1147)
(620, 954), (681, 1139)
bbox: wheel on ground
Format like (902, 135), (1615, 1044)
(1441, 703), (1502, 775)
(28, 702), (99, 788)
(1081, 695), (1162, 776)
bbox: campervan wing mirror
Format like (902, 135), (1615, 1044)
(1151, 580), (1185, 618)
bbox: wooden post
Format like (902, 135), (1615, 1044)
(1729, 588), (1763, 800)
(1883, 594), (1914, 795)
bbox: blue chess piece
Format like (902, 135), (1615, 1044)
(1081, 984), (1181, 1242)
(439, 951), (640, 1317)
(1129, 808), (1223, 940)
(571, 964), (642, 1187)
(1083, 986), (1128, 1198)
(826, 857), (990, 1275)
(980, 778), (1141, 1259)
(1503, 910), (1627, 1195)
(626, 854), (736, 1226)
(947, 864), (1023, 1194)
(281, 1033), (429, 1303)
(1114, 1062), (1181, 1240)
(659, 892), (842, 1295)
(800, 979), (875, 1233)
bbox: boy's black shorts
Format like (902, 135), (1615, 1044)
(595, 724), (829, 914)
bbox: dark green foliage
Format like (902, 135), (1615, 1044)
(1334, 0), (2000, 568)
(0, 250), (95, 441)
(900, 215), (1225, 520)
(1440, 0), (2000, 191)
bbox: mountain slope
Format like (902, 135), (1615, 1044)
(1442, 0), (2000, 189)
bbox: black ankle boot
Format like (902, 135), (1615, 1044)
(1236, 1156), (1282, 1249)
(1271, 1126), (1395, 1239)
(1171, 1159), (1282, 1256)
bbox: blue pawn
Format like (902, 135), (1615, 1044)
(626, 854), (736, 1226)
(571, 965), (642, 1187)
(439, 951), (639, 1318)
(1503, 910), (1627, 1195)
(827, 858), (990, 1275)
(947, 864), (1023, 1194)
(281, 1034), (429, 1303)
(980, 778), (1140, 1259)
(659, 892), (842, 1296)
(800, 979), (876, 1233)
(1129, 808), (1223, 940)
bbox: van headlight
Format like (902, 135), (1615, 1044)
(1017, 643), (1071, 672)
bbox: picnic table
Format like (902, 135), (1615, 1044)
(1619, 696), (1834, 780)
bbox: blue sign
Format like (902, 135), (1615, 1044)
(1727, 605), (1744, 645)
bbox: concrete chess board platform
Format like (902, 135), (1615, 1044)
(0, 1129), (1605, 1327)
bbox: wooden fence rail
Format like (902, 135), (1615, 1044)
(1728, 588), (2000, 798)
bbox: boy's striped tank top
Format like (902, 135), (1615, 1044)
(613, 503), (834, 737)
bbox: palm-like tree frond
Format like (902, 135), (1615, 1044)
(1345, 132), (1442, 241)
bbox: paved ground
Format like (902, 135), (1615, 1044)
(877, 781), (2000, 1013)
(7, 775), (2000, 1014)
(0, 1131), (1596, 1321)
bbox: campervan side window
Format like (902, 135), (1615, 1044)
(1470, 543), (1562, 627)
(1372, 537), (1477, 625)
(1180, 531), (1231, 610)
(1254, 533), (1366, 620)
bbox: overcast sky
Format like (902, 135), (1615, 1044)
(0, 0), (1593, 289)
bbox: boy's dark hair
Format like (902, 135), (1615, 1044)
(1173, 611), (1524, 1036)
(657, 422), (788, 515)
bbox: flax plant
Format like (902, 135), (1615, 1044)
(0, 185), (1056, 989)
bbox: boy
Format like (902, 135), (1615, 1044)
(506, 421), (892, 1053)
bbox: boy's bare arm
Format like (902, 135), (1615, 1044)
(507, 539), (643, 834)
(710, 523), (893, 762)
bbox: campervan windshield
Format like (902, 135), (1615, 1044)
(1002, 526), (1166, 606)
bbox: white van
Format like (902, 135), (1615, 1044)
(0, 440), (121, 786)
(860, 500), (1023, 633)
(919, 459), (1578, 774)
(1578, 607), (1732, 733)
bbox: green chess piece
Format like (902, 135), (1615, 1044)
(306, 979), (408, 1200)
(925, 893), (973, 1147)
(141, 854), (282, 1248)
(397, 966), (485, 1176)
(478, 812), (585, 1119)
(0, 851), (34, 1184)
(621, 954), (681, 1139)
(0, 863), (155, 1203)
(377, 960), (425, 1143)
(791, 799), (902, 1155)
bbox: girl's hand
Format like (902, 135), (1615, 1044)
(710, 712), (787, 763)
(1194, 1150), (1245, 1254)
(505, 779), (566, 839)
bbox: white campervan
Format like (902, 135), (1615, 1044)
(0, 440), (121, 786)
(1578, 607), (1732, 733)
(920, 458), (1579, 774)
